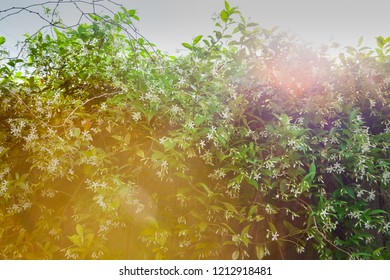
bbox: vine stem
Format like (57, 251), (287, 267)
(297, 197), (353, 258)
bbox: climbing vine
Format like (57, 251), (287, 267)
(0, 1), (389, 259)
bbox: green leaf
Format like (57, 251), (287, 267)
(279, 179), (288, 193)
(86, 233), (95, 248)
(309, 162), (316, 174)
(241, 224), (250, 236)
(163, 139), (176, 151)
(138, 38), (145, 45)
(136, 150), (145, 158)
(111, 135), (122, 141)
(194, 115), (207, 126)
(279, 113), (289, 124)
(357, 36), (363, 46)
(220, 10), (228, 22)
(145, 216), (159, 228)
(241, 225), (251, 246)
(224, 1), (231, 12)
(247, 205), (257, 218)
(377, 36), (385, 48)
(349, 108), (359, 123)
(216, 134), (227, 146)
(151, 150), (165, 161)
(0, 36), (6, 46)
(268, 222), (277, 233)
(369, 209), (387, 215)
(193, 35), (203, 45)
(256, 244), (265, 260)
(182, 42), (192, 50)
(283, 221), (300, 234)
(76, 224), (84, 237)
(343, 187), (355, 199)
(68, 235), (81, 246)
(222, 202), (238, 213)
(247, 22), (259, 27)
(245, 176), (259, 190)
(195, 182), (213, 196)
(197, 221), (208, 232)
(222, 223), (236, 235)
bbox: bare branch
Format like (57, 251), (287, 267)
(0, 0), (160, 61)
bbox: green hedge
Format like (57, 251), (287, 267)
(0, 2), (389, 259)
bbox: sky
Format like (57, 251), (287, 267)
(0, 0), (389, 56)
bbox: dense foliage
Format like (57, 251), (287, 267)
(0, 2), (389, 259)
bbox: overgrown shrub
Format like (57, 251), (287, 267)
(0, 1), (389, 259)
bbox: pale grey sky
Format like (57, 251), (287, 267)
(0, 0), (389, 56)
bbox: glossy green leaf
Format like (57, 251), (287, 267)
(256, 244), (265, 260)
(193, 35), (203, 45)
(220, 10), (228, 22)
(182, 42), (192, 50)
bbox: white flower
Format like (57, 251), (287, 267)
(366, 189), (375, 202)
(320, 209), (328, 219)
(132, 112), (142, 122)
(208, 168), (226, 180)
(264, 160), (275, 170)
(100, 103), (107, 111)
(271, 231), (279, 241)
(221, 108), (230, 120)
(177, 216), (186, 224)
(265, 204), (274, 214)
(326, 162), (345, 174)
(21, 199), (32, 210)
(24, 126), (38, 143)
(161, 160), (168, 169)
(92, 250), (104, 259)
(297, 246), (305, 254)
(356, 189), (365, 198)
(381, 171), (390, 185)
(10, 124), (22, 138)
(47, 158), (59, 174)
(365, 236), (374, 245)
(8, 204), (21, 214)
(0, 180), (8, 196)
(178, 77), (186, 85)
(81, 130), (92, 141)
(232, 234), (241, 243)
(329, 136), (339, 144)
(199, 140), (206, 149)
(96, 194), (107, 210)
(170, 104), (181, 115)
(287, 138), (297, 147)
(159, 137), (167, 145)
(320, 120), (328, 128)
(364, 221), (374, 230)
(347, 210), (362, 219)
(186, 121), (195, 129)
